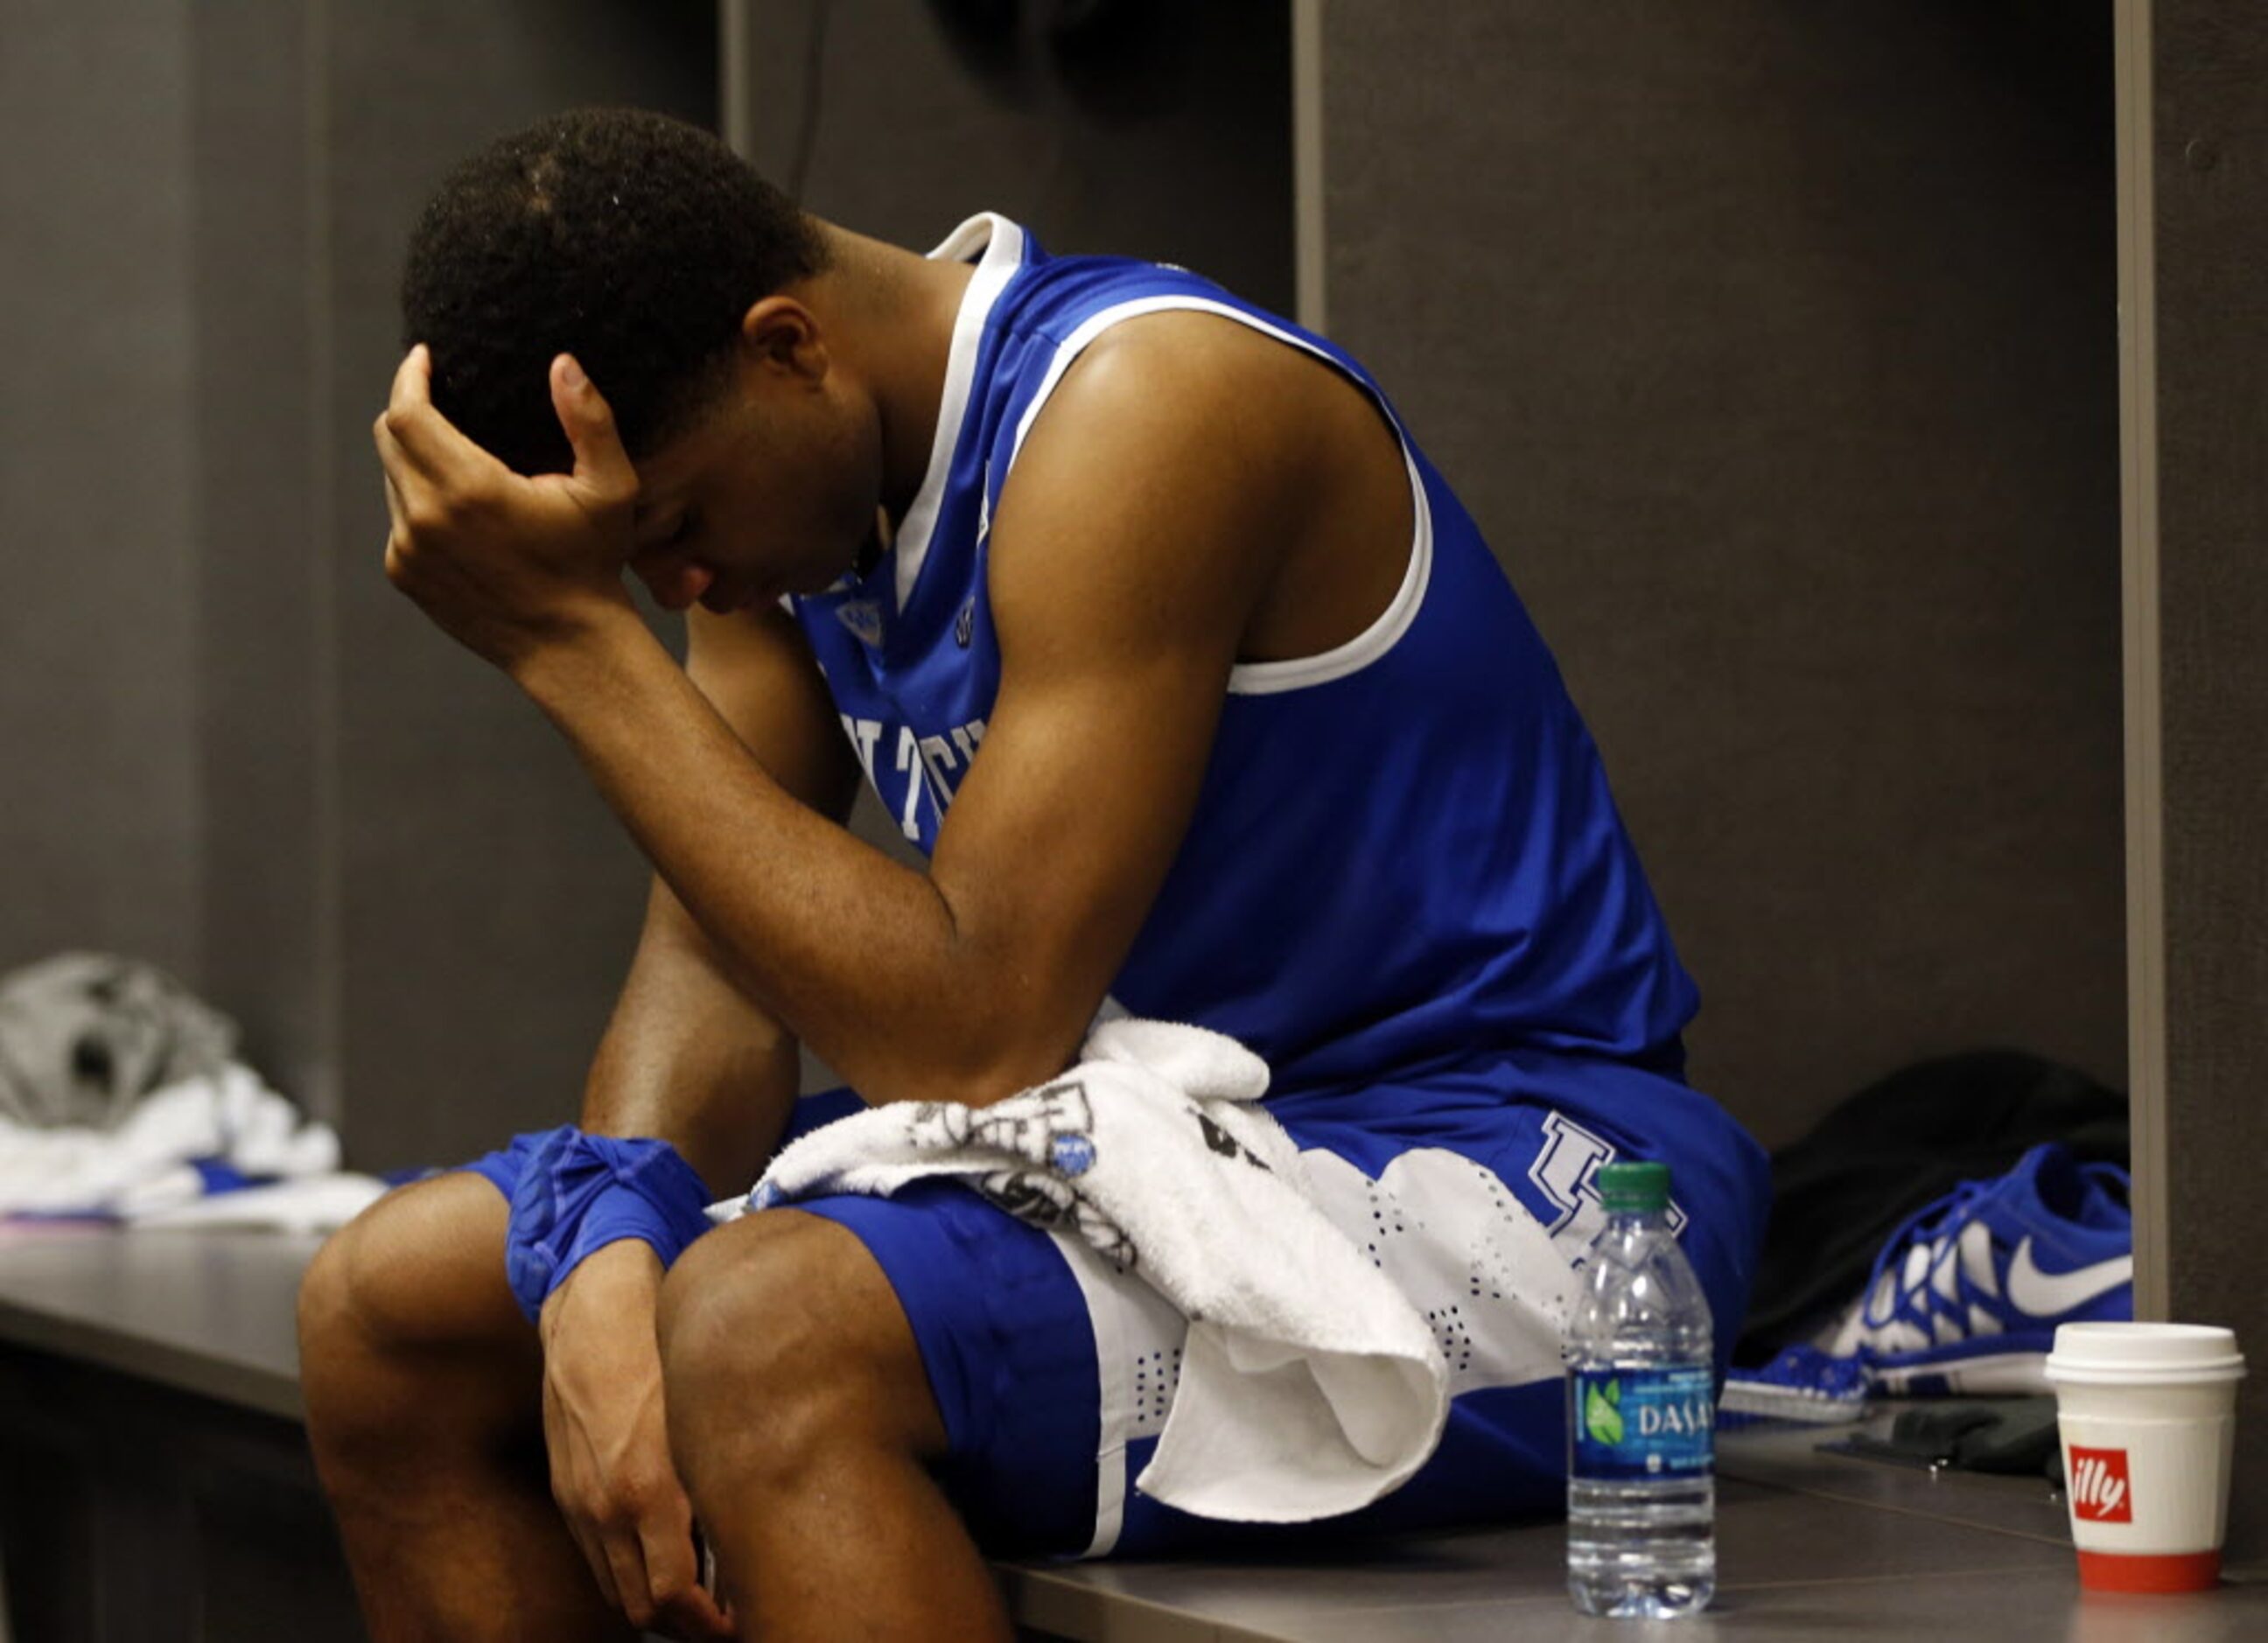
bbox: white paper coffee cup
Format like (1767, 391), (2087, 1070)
(2044, 1322), (2245, 1594)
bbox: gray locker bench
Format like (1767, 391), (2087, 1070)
(0, 1227), (2260, 1641)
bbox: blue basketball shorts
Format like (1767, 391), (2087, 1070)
(464, 1047), (1768, 1561)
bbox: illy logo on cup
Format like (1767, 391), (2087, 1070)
(2068, 1445), (2133, 1522)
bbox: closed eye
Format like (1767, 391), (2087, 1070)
(634, 508), (697, 557)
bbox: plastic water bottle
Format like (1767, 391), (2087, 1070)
(1565, 1159), (1717, 1619)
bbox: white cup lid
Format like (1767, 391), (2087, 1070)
(2046, 1322), (2246, 1384)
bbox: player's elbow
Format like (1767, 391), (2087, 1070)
(910, 1036), (1085, 1111)
(937, 1049), (1083, 1110)
(872, 982), (1093, 1110)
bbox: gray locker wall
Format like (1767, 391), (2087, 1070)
(740, 0), (1293, 325)
(1, 2), (204, 988)
(3, 0), (716, 1170)
(1320, 3), (2126, 1145)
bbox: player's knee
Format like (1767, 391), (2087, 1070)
(658, 1211), (924, 1472)
(298, 1173), (528, 1458)
(298, 1203), (397, 1406)
(303, 1173), (517, 1357)
(655, 1213), (829, 1407)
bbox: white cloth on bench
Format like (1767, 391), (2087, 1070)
(0, 1063), (353, 1223)
(712, 1018), (1453, 1522)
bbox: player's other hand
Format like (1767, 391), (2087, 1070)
(538, 1239), (737, 1640)
(374, 345), (641, 676)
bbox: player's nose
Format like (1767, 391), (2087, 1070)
(633, 555), (716, 613)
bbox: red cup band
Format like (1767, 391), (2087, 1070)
(2076, 1549), (2221, 1593)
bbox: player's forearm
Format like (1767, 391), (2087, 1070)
(578, 917), (804, 1193)
(520, 618), (1076, 1109)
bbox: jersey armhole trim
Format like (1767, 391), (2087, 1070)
(1000, 294), (1434, 698)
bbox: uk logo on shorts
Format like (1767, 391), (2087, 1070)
(2068, 1445), (2132, 1522)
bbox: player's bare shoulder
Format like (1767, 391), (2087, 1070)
(986, 312), (1310, 655)
(1002, 309), (1411, 668)
(1055, 309), (1340, 466)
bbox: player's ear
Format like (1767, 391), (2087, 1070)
(739, 296), (828, 383)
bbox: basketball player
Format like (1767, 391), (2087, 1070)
(301, 108), (1769, 1642)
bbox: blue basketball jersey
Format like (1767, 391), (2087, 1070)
(790, 213), (1700, 1098)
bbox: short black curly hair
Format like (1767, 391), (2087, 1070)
(401, 107), (829, 476)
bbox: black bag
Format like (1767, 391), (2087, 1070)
(1737, 1049), (2126, 1363)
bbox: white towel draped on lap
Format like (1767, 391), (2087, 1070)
(712, 1018), (1452, 1523)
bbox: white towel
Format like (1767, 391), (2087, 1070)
(713, 1019), (1452, 1522)
(0, 1064), (345, 1220)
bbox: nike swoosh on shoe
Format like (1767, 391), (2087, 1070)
(2006, 1238), (2133, 1318)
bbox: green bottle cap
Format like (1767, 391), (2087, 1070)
(1596, 1160), (1670, 1213)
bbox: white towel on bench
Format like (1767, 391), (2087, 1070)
(0, 1064), (344, 1221)
(711, 1018), (1450, 1523)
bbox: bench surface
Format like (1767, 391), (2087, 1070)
(3, 1226), (2264, 1641)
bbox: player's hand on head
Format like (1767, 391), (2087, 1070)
(374, 345), (643, 676)
(538, 1240), (738, 1640)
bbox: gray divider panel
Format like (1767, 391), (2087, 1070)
(1317, 3), (2124, 1149)
(2118, 0), (2268, 1572)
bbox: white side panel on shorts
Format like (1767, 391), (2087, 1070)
(1300, 1148), (1573, 1397)
(1057, 1143), (1571, 1558)
(1050, 1231), (1185, 1558)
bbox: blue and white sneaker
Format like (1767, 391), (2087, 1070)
(1719, 1342), (1874, 1424)
(1723, 1143), (2131, 1418)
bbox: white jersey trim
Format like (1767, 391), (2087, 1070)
(894, 213), (1027, 613)
(1001, 294), (1435, 696)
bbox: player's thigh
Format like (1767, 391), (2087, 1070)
(781, 1180), (1111, 1558)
